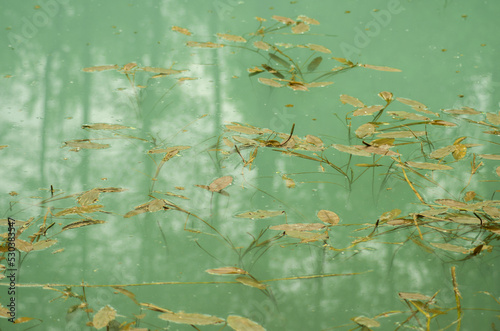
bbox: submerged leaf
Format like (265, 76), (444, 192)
(227, 315), (266, 331)
(429, 145), (456, 159)
(234, 210), (284, 219)
(307, 56), (322, 71)
(285, 230), (328, 243)
(398, 292), (433, 301)
(269, 54), (291, 68)
(33, 239), (57, 251)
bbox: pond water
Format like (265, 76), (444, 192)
(1, 0), (499, 330)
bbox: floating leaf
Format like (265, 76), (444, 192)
(292, 22), (309, 34)
(271, 15), (295, 25)
(206, 267), (248, 275)
(82, 123), (132, 130)
(113, 287), (139, 305)
(353, 105), (384, 116)
(304, 81), (333, 88)
(352, 316), (380, 328)
(317, 210), (340, 225)
(360, 64), (401, 72)
(307, 56), (322, 71)
(332, 144), (371, 157)
(479, 154), (500, 160)
(13, 317), (35, 324)
(208, 176), (233, 192)
(172, 26), (191, 35)
(140, 67), (187, 75)
(78, 189), (100, 205)
(378, 91), (393, 102)
(147, 145), (190, 154)
(405, 161), (453, 171)
(234, 210), (284, 219)
(122, 62), (137, 72)
(0, 145), (7, 150)
(253, 41), (271, 51)
(340, 94), (365, 107)
(270, 223), (325, 231)
(258, 77), (283, 87)
(93, 305), (116, 329)
(236, 276), (267, 290)
(55, 205), (103, 217)
(380, 209), (401, 222)
(15, 239), (33, 252)
(232, 136), (260, 146)
(82, 65), (119, 72)
(124, 199), (169, 218)
(387, 111), (429, 121)
(285, 230), (328, 243)
(443, 107), (480, 115)
(217, 33), (246, 43)
(297, 15), (320, 25)
(430, 243), (469, 254)
(429, 120), (456, 126)
(376, 131), (426, 138)
(429, 145), (456, 159)
(398, 292), (433, 301)
(159, 312), (224, 325)
(227, 315), (266, 331)
(63, 140), (110, 150)
(355, 144), (399, 156)
(396, 97), (427, 109)
(307, 43), (331, 53)
(62, 219), (106, 231)
(435, 199), (468, 209)
(486, 112), (500, 125)
(305, 135), (323, 147)
(355, 123), (376, 138)
(186, 41), (224, 48)
(449, 216), (481, 224)
(33, 239), (57, 251)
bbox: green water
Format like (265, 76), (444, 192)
(1, 0), (499, 330)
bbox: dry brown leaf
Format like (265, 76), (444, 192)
(270, 223), (325, 231)
(297, 15), (320, 25)
(353, 105), (384, 116)
(405, 161), (453, 170)
(360, 64), (401, 72)
(234, 210), (284, 219)
(82, 65), (119, 72)
(186, 41), (224, 48)
(292, 22), (310, 34)
(271, 15), (296, 25)
(258, 77), (283, 87)
(159, 312), (224, 325)
(236, 276), (267, 290)
(253, 41), (271, 51)
(355, 123), (376, 138)
(208, 176), (233, 192)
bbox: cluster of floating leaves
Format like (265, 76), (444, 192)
(1, 11), (500, 331)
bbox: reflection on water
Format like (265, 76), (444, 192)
(1, 1), (500, 330)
